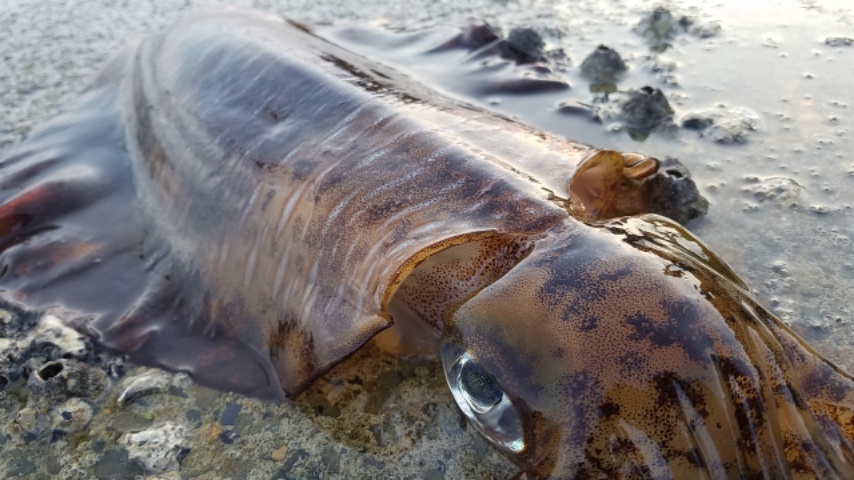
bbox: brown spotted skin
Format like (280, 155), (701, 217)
(0, 8), (852, 479)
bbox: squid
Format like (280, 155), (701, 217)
(0, 9), (852, 479)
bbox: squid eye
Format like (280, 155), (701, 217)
(460, 359), (503, 414)
(441, 345), (525, 454)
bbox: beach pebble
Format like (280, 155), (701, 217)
(272, 445), (289, 461)
(118, 370), (174, 405)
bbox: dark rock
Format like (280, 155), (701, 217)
(618, 86), (674, 129)
(645, 157), (710, 224)
(92, 449), (146, 480)
(504, 28), (545, 63)
(636, 7), (682, 42)
(185, 408), (202, 424)
(825, 37), (853, 47)
(177, 446), (192, 464)
(219, 430), (239, 444)
(580, 45), (627, 83)
(219, 403), (243, 426)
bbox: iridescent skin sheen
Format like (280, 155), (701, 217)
(0, 9), (851, 479)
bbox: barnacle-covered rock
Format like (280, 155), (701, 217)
(596, 86), (675, 132)
(49, 397), (94, 434)
(121, 423), (188, 473)
(28, 315), (88, 359)
(681, 105), (759, 143)
(580, 45), (627, 84)
(27, 358), (109, 405)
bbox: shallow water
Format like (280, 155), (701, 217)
(1, 0), (853, 478)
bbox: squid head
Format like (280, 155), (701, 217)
(440, 215), (854, 478)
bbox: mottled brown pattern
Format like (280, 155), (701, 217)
(0, 8), (852, 479)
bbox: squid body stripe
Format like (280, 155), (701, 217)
(355, 143), (451, 204)
(672, 382), (727, 478)
(244, 237), (259, 292)
(320, 188), (362, 239)
(324, 103), (371, 143)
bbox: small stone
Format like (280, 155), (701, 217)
(219, 403), (242, 426)
(207, 423), (222, 443)
(118, 370), (173, 405)
(271, 445), (289, 461)
(825, 36), (853, 47)
(218, 430), (239, 444)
